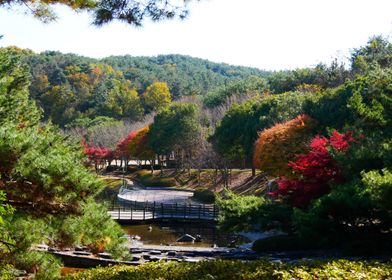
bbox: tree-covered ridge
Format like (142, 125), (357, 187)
(23, 51), (271, 126)
(101, 54), (271, 97)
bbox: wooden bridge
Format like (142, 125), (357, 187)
(108, 201), (218, 222)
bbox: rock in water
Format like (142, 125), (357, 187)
(176, 234), (196, 242)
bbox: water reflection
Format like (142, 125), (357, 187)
(122, 222), (248, 248)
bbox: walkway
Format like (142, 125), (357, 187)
(108, 203), (218, 221)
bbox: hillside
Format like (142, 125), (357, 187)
(22, 50), (270, 126)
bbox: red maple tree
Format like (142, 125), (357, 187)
(271, 131), (357, 207)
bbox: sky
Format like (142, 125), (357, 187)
(1, 0), (392, 70)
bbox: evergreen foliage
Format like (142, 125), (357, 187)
(0, 48), (129, 277)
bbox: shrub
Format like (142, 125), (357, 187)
(192, 188), (215, 204)
(272, 131), (357, 207)
(64, 259), (392, 280)
(253, 114), (317, 177)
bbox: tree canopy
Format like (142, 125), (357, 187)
(0, 0), (197, 26)
(0, 47), (129, 277)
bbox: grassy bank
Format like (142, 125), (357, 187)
(95, 176), (123, 203)
(129, 168), (269, 195)
(63, 259), (392, 279)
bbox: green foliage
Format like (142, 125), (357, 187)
(149, 103), (201, 155)
(211, 91), (315, 164)
(192, 188), (215, 204)
(64, 259), (392, 280)
(136, 170), (177, 188)
(104, 80), (143, 120)
(351, 35), (392, 74)
(203, 76), (268, 108)
(59, 200), (130, 259)
(102, 54), (270, 98)
(217, 191), (265, 232)
(23, 51), (270, 127)
(267, 60), (349, 94)
(217, 191), (293, 233)
(0, 47), (40, 125)
(13, 251), (62, 280)
(65, 116), (121, 129)
(1, 0), (196, 26)
(0, 47), (129, 276)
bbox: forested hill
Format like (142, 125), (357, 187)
(100, 54), (271, 97)
(22, 50), (270, 126)
(25, 51), (270, 98)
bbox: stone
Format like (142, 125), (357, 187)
(149, 250), (162, 255)
(183, 257), (200, 263)
(73, 251), (92, 256)
(167, 251), (177, 257)
(74, 246), (83, 251)
(131, 235), (141, 241)
(150, 256), (165, 262)
(184, 252), (195, 257)
(176, 234), (196, 242)
(167, 257), (181, 262)
(131, 249), (143, 254)
(132, 255), (141, 261)
(98, 252), (112, 259)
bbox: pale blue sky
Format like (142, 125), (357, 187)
(1, 0), (392, 70)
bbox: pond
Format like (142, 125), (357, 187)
(122, 222), (249, 248)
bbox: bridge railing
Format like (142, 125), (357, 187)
(108, 201), (218, 221)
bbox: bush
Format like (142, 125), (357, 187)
(253, 114), (317, 177)
(192, 188), (215, 204)
(217, 191), (264, 232)
(64, 259), (392, 280)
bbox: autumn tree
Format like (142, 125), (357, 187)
(211, 92), (314, 176)
(253, 114), (317, 177)
(271, 131), (356, 207)
(128, 127), (156, 171)
(142, 81), (172, 112)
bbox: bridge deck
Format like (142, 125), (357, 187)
(108, 203), (218, 221)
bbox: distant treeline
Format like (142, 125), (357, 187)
(19, 48), (355, 127)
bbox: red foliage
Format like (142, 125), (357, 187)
(116, 131), (137, 159)
(133, 127), (155, 160)
(272, 131), (358, 207)
(82, 139), (114, 163)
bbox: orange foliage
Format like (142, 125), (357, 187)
(128, 126), (155, 160)
(253, 114), (317, 177)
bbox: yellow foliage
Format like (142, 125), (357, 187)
(142, 82), (171, 111)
